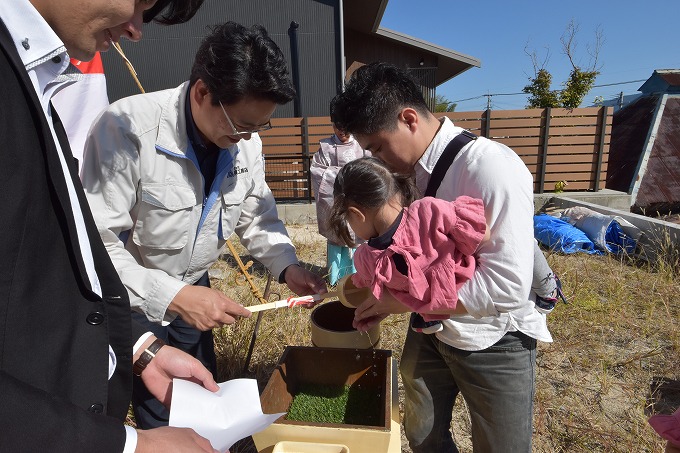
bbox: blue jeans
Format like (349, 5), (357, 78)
(400, 329), (537, 453)
(131, 272), (217, 429)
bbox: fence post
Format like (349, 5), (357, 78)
(301, 117), (312, 202)
(537, 107), (551, 194)
(593, 106), (610, 192)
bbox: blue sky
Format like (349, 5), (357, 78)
(380, 0), (680, 111)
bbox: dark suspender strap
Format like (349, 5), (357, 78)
(424, 130), (477, 197)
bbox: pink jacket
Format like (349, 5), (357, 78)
(351, 196), (486, 320)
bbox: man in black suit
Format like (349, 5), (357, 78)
(0, 1), (228, 452)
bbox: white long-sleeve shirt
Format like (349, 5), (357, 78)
(415, 117), (553, 350)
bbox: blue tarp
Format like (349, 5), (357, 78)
(603, 220), (638, 254)
(534, 214), (603, 255)
(557, 206), (642, 255)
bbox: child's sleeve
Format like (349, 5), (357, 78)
(649, 409), (680, 448)
(447, 196), (487, 257)
(418, 260), (460, 317)
(350, 245), (373, 289)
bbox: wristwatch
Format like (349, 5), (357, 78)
(132, 337), (165, 376)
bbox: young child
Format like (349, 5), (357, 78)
(311, 123), (370, 285)
(329, 157), (487, 332)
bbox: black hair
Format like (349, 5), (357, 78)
(330, 62), (430, 136)
(190, 22), (296, 106)
(329, 157), (417, 246)
(143, 0), (205, 25)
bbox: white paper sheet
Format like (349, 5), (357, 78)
(169, 378), (285, 452)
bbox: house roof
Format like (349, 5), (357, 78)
(657, 70), (680, 86)
(343, 0), (388, 34)
(639, 69), (680, 94)
(343, 0), (481, 85)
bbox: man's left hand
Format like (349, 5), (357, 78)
(283, 264), (327, 298)
(138, 339), (219, 407)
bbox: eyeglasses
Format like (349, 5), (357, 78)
(218, 100), (272, 136)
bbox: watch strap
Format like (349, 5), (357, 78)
(133, 337), (165, 377)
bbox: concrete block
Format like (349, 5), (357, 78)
(276, 203), (316, 225)
(535, 189), (631, 213)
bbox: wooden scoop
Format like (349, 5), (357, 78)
(247, 274), (369, 313)
(247, 292), (337, 313)
(334, 274), (370, 308)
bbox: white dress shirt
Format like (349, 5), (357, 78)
(415, 117), (553, 350)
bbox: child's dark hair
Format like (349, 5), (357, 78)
(330, 157), (418, 246)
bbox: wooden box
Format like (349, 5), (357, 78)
(252, 346), (400, 453)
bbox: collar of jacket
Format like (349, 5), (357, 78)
(155, 81), (194, 157)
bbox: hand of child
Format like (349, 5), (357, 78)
(353, 312), (389, 332)
(352, 289), (410, 331)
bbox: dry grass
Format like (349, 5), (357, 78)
(210, 224), (679, 453)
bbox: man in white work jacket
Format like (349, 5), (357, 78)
(81, 22), (326, 428)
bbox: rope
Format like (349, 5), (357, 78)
(225, 240), (268, 306)
(111, 41), (145, 94)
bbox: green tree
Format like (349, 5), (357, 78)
(524, 68), (560, 108)
(523, 20), (603, 109)
(560, 67), (599, 109)
(434, 94), (457, 112)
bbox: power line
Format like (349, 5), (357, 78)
(453, 91), (526, 103)
(452, 94), (486, 103)
(452, 78), (647, 104)
(592, 79), (646, 88)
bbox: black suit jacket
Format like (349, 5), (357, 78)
(0, 19), (144, 452)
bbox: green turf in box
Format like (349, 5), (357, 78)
(286, 383), (381, 426)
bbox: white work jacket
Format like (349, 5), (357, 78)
(81, 82), (298, 324)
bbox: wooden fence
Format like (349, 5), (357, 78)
(259, 106), (612, 201)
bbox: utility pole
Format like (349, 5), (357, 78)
(617, 91), (624, 110)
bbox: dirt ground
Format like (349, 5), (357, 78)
(215, 224), (678, 453)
